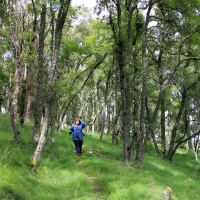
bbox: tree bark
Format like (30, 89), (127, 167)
(10, 55), (21, 144)
(112, 97), (121, 145)
(18, 80), (26, 126)
(185, 108), (193, 152)
(158, 50), (166, 159)
(32, 105), (50, 170)
(32, 3), (46, 144)
(7, 0), (26, 144)
(25, 34), (38, 124)
(134, 1), (153, 168)
(113, 1), (132, 165)
(130, 8), (141, 158)
(146, 96), (161, 157)
(166, 88), (187, 161)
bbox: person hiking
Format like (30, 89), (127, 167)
(69, 118), (86, 156)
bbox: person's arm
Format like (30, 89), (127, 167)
(69, 125), (74, 135)
(81, 121), (86, 129)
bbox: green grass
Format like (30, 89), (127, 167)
(0, 113), (200, 200)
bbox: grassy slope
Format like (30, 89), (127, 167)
(0, 113), (200, 200)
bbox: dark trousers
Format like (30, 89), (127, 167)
(73, 140), (83, 154)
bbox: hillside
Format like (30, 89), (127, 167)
(0, 113), (199, 200)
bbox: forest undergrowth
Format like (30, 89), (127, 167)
(0, 113), (200, 200)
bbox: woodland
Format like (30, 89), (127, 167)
(0, 0), (200, 171)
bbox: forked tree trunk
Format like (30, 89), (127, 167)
(146, 96), (161, 157)
(166, 88), (187, 161)
(32, 0), (71, 169)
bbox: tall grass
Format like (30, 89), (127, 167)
(0, 113), (199, 200)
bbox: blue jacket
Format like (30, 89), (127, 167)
(70, 121), (86, 140)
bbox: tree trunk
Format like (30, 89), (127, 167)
(160, 96), (166, 158)
(58, 112), (67, 132)
(32, 105), (50, 169)
(130, 9), (141, 157)
(158, 49), (166, 159)
(193, 135), (199, 161)
(146, 96), (161, 157)
(185, 108), (193, 152)
(166, 88), (187, 161)
(10, 58), (21, 144)
(116, 1), (131, 165)
(25, 34), (38, 124)
(106, 104), (111, 134)
(49, 93), (58, 146)
(112, 103), (121, 145)
(91, 99), (95, 134)
(32, 3), (47, 144)
(18, 80), (26, 127)
(99, 110), (105, 141)
(134, 1), (153, 168)
(24, 84), (33, 124)
(7, 1), (24, 144)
